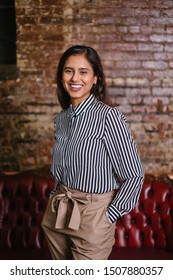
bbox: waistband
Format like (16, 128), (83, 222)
(51, 184), (115, 231)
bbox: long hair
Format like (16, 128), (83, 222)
(56, 45), (108, 109)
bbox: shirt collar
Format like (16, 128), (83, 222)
(70, 94), (95, 118)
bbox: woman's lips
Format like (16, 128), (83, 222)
(69, 84), (83, 90)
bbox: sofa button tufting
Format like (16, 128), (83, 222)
(131, 218), (136, 224)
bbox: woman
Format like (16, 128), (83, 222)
(42, 45), (144, 260)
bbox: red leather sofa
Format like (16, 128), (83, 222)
(0, 170), (173, 260)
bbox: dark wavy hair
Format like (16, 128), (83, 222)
(56, 45), (108, 109)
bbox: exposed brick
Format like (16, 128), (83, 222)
(135, 8), (160, 17)
(149, 0), (173, 8)
(141, 25), (153, 34)
(123, 34), (149, 42)
(105, 43), (137, 51)
(143, 96), (169, 106)
(150, 34), (173, 42)
(16, 0), (41, 6)
(117, 26), (128, 33)
(138, 43), (163, 51)
(149, 18), (173, 26)
(126, 78), (149, 87)
(112, 78), (125, 87)
(152, 87), (173, 96)
(162, 78), (173, 87)
(165, 44), (173, 51)
(129, 26), (140, 33)
(142, 61), (168, 69)
(40, 16), (64, 24)
(116, 61), (141, 69)
(0, 0), (172, 175)
(42, 0), (61, 4)
(154, 52), (173, 60)
(153, 70), (173, 79)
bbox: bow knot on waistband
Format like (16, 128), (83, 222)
(51, 189), (81, 231)
(66, 191), (72, 199)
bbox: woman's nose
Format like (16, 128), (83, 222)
(71, 71), (79, 81)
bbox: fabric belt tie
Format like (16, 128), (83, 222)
(51, 188), (84, 231)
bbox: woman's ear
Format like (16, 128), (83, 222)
(94, 77), (98, 84)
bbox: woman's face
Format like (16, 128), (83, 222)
(62, 54), (97, 107)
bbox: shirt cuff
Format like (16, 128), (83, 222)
(106, 205), (121, 223)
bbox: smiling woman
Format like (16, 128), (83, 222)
(61, 54), (97, 107)
(56, 45), (107, 109)
(41, 45), (144, 260)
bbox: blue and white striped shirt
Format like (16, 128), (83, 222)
(51, 94), (144, 223)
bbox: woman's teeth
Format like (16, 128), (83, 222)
(71, 84), (82, 88)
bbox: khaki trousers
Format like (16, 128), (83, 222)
(41, 184), (116, 260)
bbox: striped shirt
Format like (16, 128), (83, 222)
(51, 94), (144, 223)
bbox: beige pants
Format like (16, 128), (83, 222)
(41, 184), (116, 260)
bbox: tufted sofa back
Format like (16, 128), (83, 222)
(114, 175), (173, 252)
(0, 173), (54, 249)
(0, 173), (173, 253)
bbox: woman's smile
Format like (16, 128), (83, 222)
(69, 84), (83, 91)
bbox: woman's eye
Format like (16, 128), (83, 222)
(65, 69), (72, 74)
(80, 71), (87, 75)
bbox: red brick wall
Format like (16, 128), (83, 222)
(0, 0), (173, 175)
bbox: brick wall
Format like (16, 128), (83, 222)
(0, 0), (173, 175)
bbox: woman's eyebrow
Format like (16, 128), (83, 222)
(79, 68), (89, 71)
(64, 66), (89, 70)
(63, 66), (73, 70)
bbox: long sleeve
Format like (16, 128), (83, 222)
(104, 108), (144, 223)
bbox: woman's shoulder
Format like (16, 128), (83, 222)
(94, 100), (127, 123)
(56, 106), (71, 116)
(54, 107), (70, 123)
(94, 99), (121, 115)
